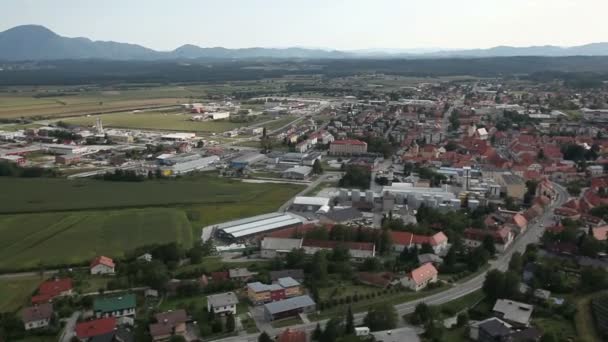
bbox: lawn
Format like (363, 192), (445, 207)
(576, 291), (606, 342)
(0, 275), (42, 312)
(437, 289), (484, 315)
(271, 316), (303, 328)
(534, 316), (577, 340)
(175, 257), (270, 277)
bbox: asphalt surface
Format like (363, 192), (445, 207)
(216, 182), (569, 341)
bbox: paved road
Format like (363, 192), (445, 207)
(216, 182), (568, 341)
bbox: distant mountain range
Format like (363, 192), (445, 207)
(3, 25), (608, 61)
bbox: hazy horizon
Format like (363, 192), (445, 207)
(2, 0), (607, 51)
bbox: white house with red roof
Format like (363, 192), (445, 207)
(401, 263), (438, 291)
(90, 256), (116, 275)
(390, 231), (449, 255)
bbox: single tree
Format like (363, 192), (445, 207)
(312, 159), (324, 174)
(226, 314), (235, 332)
(312, 323), (323, 341)
(345, 305), (355, 335)
(258, 331), (273, 342)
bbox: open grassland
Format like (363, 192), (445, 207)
(0, 275), (41, 312)
(0, 176), (302, 214)
(0, 208), (193, 270)
(0, 82), (285, 119)
(61, 112), (294, 133)
(0, 176), (303, 270)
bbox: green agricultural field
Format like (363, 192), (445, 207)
(0, 208), (193, 270)
(0, 176), (302, 214)
(0, 275), (42, 312)
(0, 176), (303, 270)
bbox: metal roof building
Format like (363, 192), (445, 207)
(263, 295), (316, 321)
(213, 212), (304, 240)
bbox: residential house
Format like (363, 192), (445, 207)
(592, 226), (608, 241)
(401, 263), (438, 291)
(94, 294), (136, 318)
(390, 231), (449, 255)
(492, 299), (534, 327)
(90, 256), (115, 275)
(31, 278), (73, 304)
(207, 292), (238, 315)
(21, 303), (53, 331)
(149, 309), (188, 342)
(263, 295), (316, 321)
(247, 282), (286, 305)
(463, 227), (514, 253)
(75, 317), (117, 341)
(270, 269), (305, 283)
(369, 327), (421, 342)
(228, 268), (258, 282)
(277, 277), (302, 298)
(469, 317), (512, 342)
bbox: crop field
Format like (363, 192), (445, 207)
(0, 176), (302, 214)
(0, 275), (41, 312)
(0, 176), (303, 270)
(0, 208), (193, 270)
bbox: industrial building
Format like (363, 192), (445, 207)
(160, 133), (196, 142)
(211, 212), (305, 241)
(230, 152), (266, 169)
(289, 196), (330, 213)
(282, 166), (312, 180)
(159, 155), (219, 176)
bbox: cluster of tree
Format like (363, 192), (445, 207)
(524, 180), (539, 205)
(47, 129), (80, 141)
(542, 223), (607, 258)
(482, 270), (521, 302)
(561, 143), (599, 162)
(338, 165), (371, 189)
(8, 57), (608, 86)
(97, 169), (145, 182)
(362, 136), (396, 159)
(495, 110), (539, 131)
(449, 109), (460, 131)
(300, 225), (392, 256)
(0, 161), (58, 178)
(312, 159), (324, 174)
(409, 302), (461, 341)
(415, 167), (447, 187)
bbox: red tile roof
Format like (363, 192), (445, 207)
(91, 256), (115, 269)
(592, 226), (608, 241)
(331, 139), (367, 146)
(277, 329), (307, 342)
(21, 303), (53, 323)
(409, 263), (438, 286)
(390, 231), (447, 247)
(32, 278), (73, 304)
(75, 317), (117, 339)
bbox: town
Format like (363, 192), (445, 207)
(1, 72), (608, 342)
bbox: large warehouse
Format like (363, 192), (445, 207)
(210, 212), (305, 241)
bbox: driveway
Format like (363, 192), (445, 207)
(59, 311), (80, 342)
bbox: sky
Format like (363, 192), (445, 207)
(1, 0), (607, 51)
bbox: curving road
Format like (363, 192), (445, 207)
(216, 182), (569, 341)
